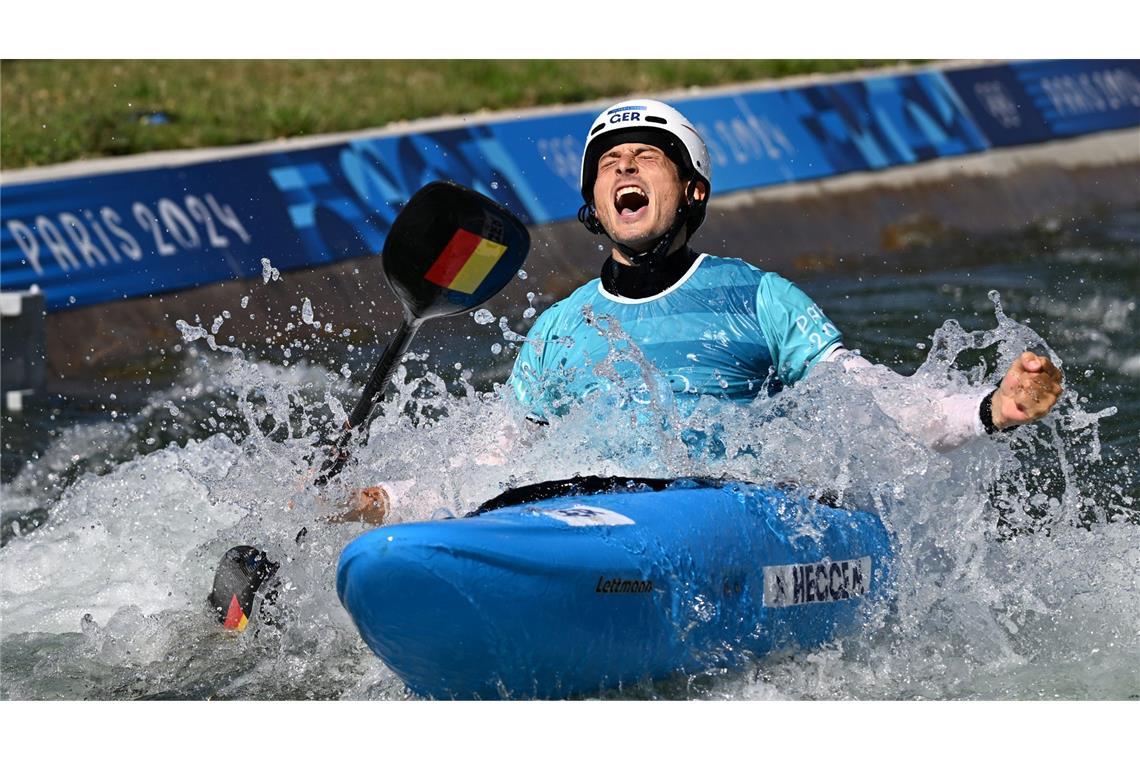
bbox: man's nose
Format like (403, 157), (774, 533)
(616, 155), (639, 173)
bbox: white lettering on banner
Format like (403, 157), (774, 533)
(159, 199), (201, 249)
(133, 201), (178, 256)
(59, 212), (109, 267)
(536, 135), (581, 188)
(7, 219), (43, 275)
(204, 194), (251, 243)
(715, 120), (752, 163)
(6, 195), (250, 281)
(706, 116), (795, 168)
(746, 114), (795, 159)
(35, 215), (81, 271)
(1093, 69), (1140, 109)
(763, 556), (872, 607)
(696, 121), (729, 168)
(1040, 68), (1140, 117)
(100, 207), (143, 261)
(83, 209), (124, 263)
(974, 80), (1022, 128)
(186, 195), (230, 247)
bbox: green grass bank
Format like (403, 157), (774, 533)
(1, 60), (903, 170)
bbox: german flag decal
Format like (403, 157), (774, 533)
(424, 228), (508, 294)
(222, 594), (249, 631)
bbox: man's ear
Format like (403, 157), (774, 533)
(692, 179), (709, 202)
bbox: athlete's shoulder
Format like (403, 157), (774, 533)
(528, 278), (600, 332)
(692, 252), (767, 277)
(685, 253), (768, 290)
(755, 268), (811, 298)
(548, 278), (603, 312)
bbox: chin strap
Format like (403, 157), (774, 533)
(579, 180), (707, 269)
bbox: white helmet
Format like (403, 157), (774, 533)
(579, 98), (712, 203)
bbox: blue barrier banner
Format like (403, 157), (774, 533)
(945, 60), (1140, 147)
(2, 60), (1137, 312)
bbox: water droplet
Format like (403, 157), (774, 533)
(490, 181), (500, 190)
(301, 299), (314, 324)
(491, 343), (502, 355)
(241, 296), (250, 308)
(523, 307), (536, 319)
(517, 270), (528, 280)
(260, 258), (280, 283)
(473, 309), (495, 325)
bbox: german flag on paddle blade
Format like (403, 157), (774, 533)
(424, 228), (508, 295)
(222, 594), (249, 631)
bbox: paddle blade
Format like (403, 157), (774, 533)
(382, 181), (531, 321)
(208, 546), (280, 632)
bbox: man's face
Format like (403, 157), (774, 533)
(591, 142), (688, 253)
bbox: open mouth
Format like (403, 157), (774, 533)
(615, 186), (649, 217)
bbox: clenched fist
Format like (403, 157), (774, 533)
(991, 351), (1064, 430)
(330, 485), (390, 525)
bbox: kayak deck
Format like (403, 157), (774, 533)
(336, 479), (893, 699)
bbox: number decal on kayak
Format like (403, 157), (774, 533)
(762, 557), (872, 607)
(543, 506), (635, 527)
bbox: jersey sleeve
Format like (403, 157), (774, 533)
(754, 272), (843, 385)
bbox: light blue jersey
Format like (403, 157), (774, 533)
(508, 254), (842, 421)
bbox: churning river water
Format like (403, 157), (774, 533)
(1, 206), (1137, 701)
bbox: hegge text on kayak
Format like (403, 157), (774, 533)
(762, 557), (872, 608)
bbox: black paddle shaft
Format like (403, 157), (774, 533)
(314, 320), (419, 486)
(311, 181), (531, 488)
(212, 182), (529, 634)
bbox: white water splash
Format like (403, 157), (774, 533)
(1, 286), (1136, 700)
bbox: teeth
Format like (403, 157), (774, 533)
(616, 187), (646, 199)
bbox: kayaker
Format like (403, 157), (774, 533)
(339, 98), (1064, 525)
(507, 98), (1064, 449)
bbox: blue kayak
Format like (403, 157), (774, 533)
(336, 477), (893, 699)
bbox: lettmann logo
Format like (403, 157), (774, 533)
(595, 576), (653, 594)
(762, 557), (872, 608)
